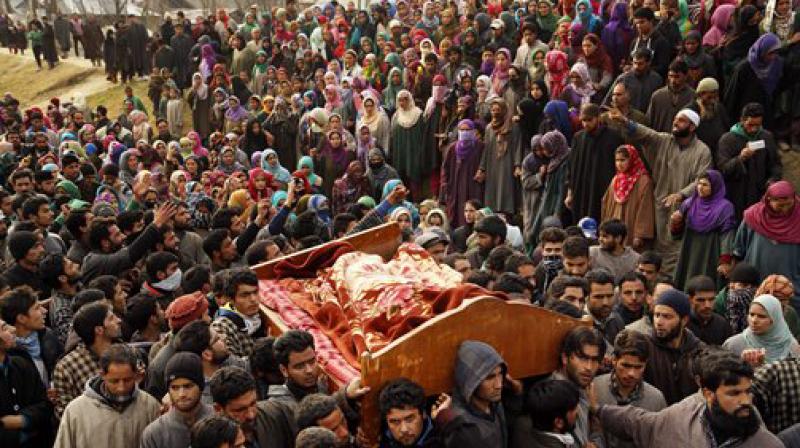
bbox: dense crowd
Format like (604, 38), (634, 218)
(0, 0), (799, 447)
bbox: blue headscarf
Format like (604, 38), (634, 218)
(260, 149), (292, 184)
(543, 100), (573, 142)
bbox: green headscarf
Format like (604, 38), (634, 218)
(56, 180), (81, 200)
(297, 156), (321, 186)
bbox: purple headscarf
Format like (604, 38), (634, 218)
(748, 33), (783, 95)
(455, 119), (479, 160)
(679, 170), (736, 233)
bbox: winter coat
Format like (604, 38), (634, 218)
(435, 341), (508, 448)
(598, 392), (784, 448)
(54, 377), (160, 448)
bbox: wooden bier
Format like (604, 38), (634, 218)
(254, 222), (590, 443)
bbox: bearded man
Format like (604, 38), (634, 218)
(641, 289), (703, 405)
(594, 351), (783, 447)
(687, 78), (731, 160)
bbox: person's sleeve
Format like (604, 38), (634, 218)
(267, 206), (291, 237)
(347, 200), (393, 235)
(732, 221), (748, 260)
(236, 221), (260, 256)
(53, 411), (75, 448)
(51, 360), (73, 418)
(716, 135), (747, 179)
(766, 136), (783, 184)
(127, 223), (163, 265)
(597, 404), (660, 447)
(678, 149), (712, 199)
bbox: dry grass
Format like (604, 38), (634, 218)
(0, 53), (99, 106)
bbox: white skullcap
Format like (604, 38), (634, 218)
(676, 109), (700, 127)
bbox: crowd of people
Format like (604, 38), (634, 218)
(0, 0), (799, 446)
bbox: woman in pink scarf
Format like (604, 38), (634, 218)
(702, 5), (735, 47)
(491, 48), (512, 97)
(545, 50), (570, 99)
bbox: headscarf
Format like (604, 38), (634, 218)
(743, 181), (800, 244)
(491, 48), (512, 96)
(747, 33), (784, 95)
(541, 130), (570, 173)
(297, 156), (321, 187)
(476, 75), (492, 103)
(545, 50), (569, 98)
(702, 4), (735, 47)
(567, 62), (596, 104)
(518, 91), (548, 144)
(260, 149), (292, 184)
(757, 274), (795, 300)
(601, 1), (633, 65)
(581, 33), (613, 74)
(572, 0), (601, 32)
(324, 84), (344, 111)
(742, 295), (797, 363)
(455, 119), (480, 161)
(679, 170), (736, 233)
(247, 167), (274, 201)
(393, 90), (422, 128)
(536, 0), (560, 37)
(228, 189), (253, 221)
(612, 145), (647, 203)
(307, 194), (332, 225)
(225, 96), (249, 122)
(543, 100), (573, 142)
(383, 67), (403, 110)
(321, 130), (350, 174)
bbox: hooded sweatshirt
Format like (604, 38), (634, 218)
(54, 375), (160, 448)
(436, 340), (508, 448)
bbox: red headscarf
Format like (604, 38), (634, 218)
(743, 181), (800, 244)
(247, 168), (274, 202)
(612, 145), (647, 203)
(545, 50), (569, 99)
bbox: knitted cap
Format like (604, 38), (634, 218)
(696, 77), (719, 94)
(655, 289), (691, 318)
(165, 292), (209, 331)
(164, 352), (205, 389)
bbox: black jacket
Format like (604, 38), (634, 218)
(0, 354), (54, 448)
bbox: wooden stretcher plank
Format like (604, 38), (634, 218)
(357, 297), (592, 443)
(252, 222), (403, 279)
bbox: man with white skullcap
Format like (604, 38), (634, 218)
(607, 104), (712, 275)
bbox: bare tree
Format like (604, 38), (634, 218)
(114, 0), (127, 18)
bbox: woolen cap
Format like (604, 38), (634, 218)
(165, 352), (205, 389)
(696, 78), (719, 94)
(165, 292), (209, 330)
(655, 289), (691, 318)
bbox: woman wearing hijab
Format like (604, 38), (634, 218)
(490, 49), (513, 99)
(224, 96), (249, 134)
(247, 167), (274, 202)
(723, 295), (800, 363)
(318, 130), (353, 195)
(541, 99), (574, 142)
(560, 61), (596, 108)
(735, 181), (800, 296)
(297, 156), (324, 193)
(477, 98), (522, 215)
(545, 50), (569, 99)
(241, 119), (269, 157)
(761, 0), (795, 42)
(702, 4), (735, 48)
(475, 75), (493, 122)
(517, 86), (549, 150)
(528, 130), (571, 246)
(331, 160), (371, 215)
(601, 144), (655, 249)
(261, 149), (293, 188)
(725, 33), (784, 128)
(721, 5), (761, 78)
(365, 147), (399, 200)
(572, 0), (603, 34)
(383, 67), (404, 115)
(536, 0), (561, 43)
(670, 170), (737, 289)
(188, 72), (212, 139)
(440, 119), (485, 228)
(578, 34), (613, 98)
(600, 1), (634, 70)
(357, 90), (391, 152)
(389, 90), (426, 199)
(521, 135), (548, 249)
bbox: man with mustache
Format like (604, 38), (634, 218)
(642, 289), (703, 405)
(686, 78), (730, 158)
(585, 269), (625, 346)
(593, 352), (783, 447)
